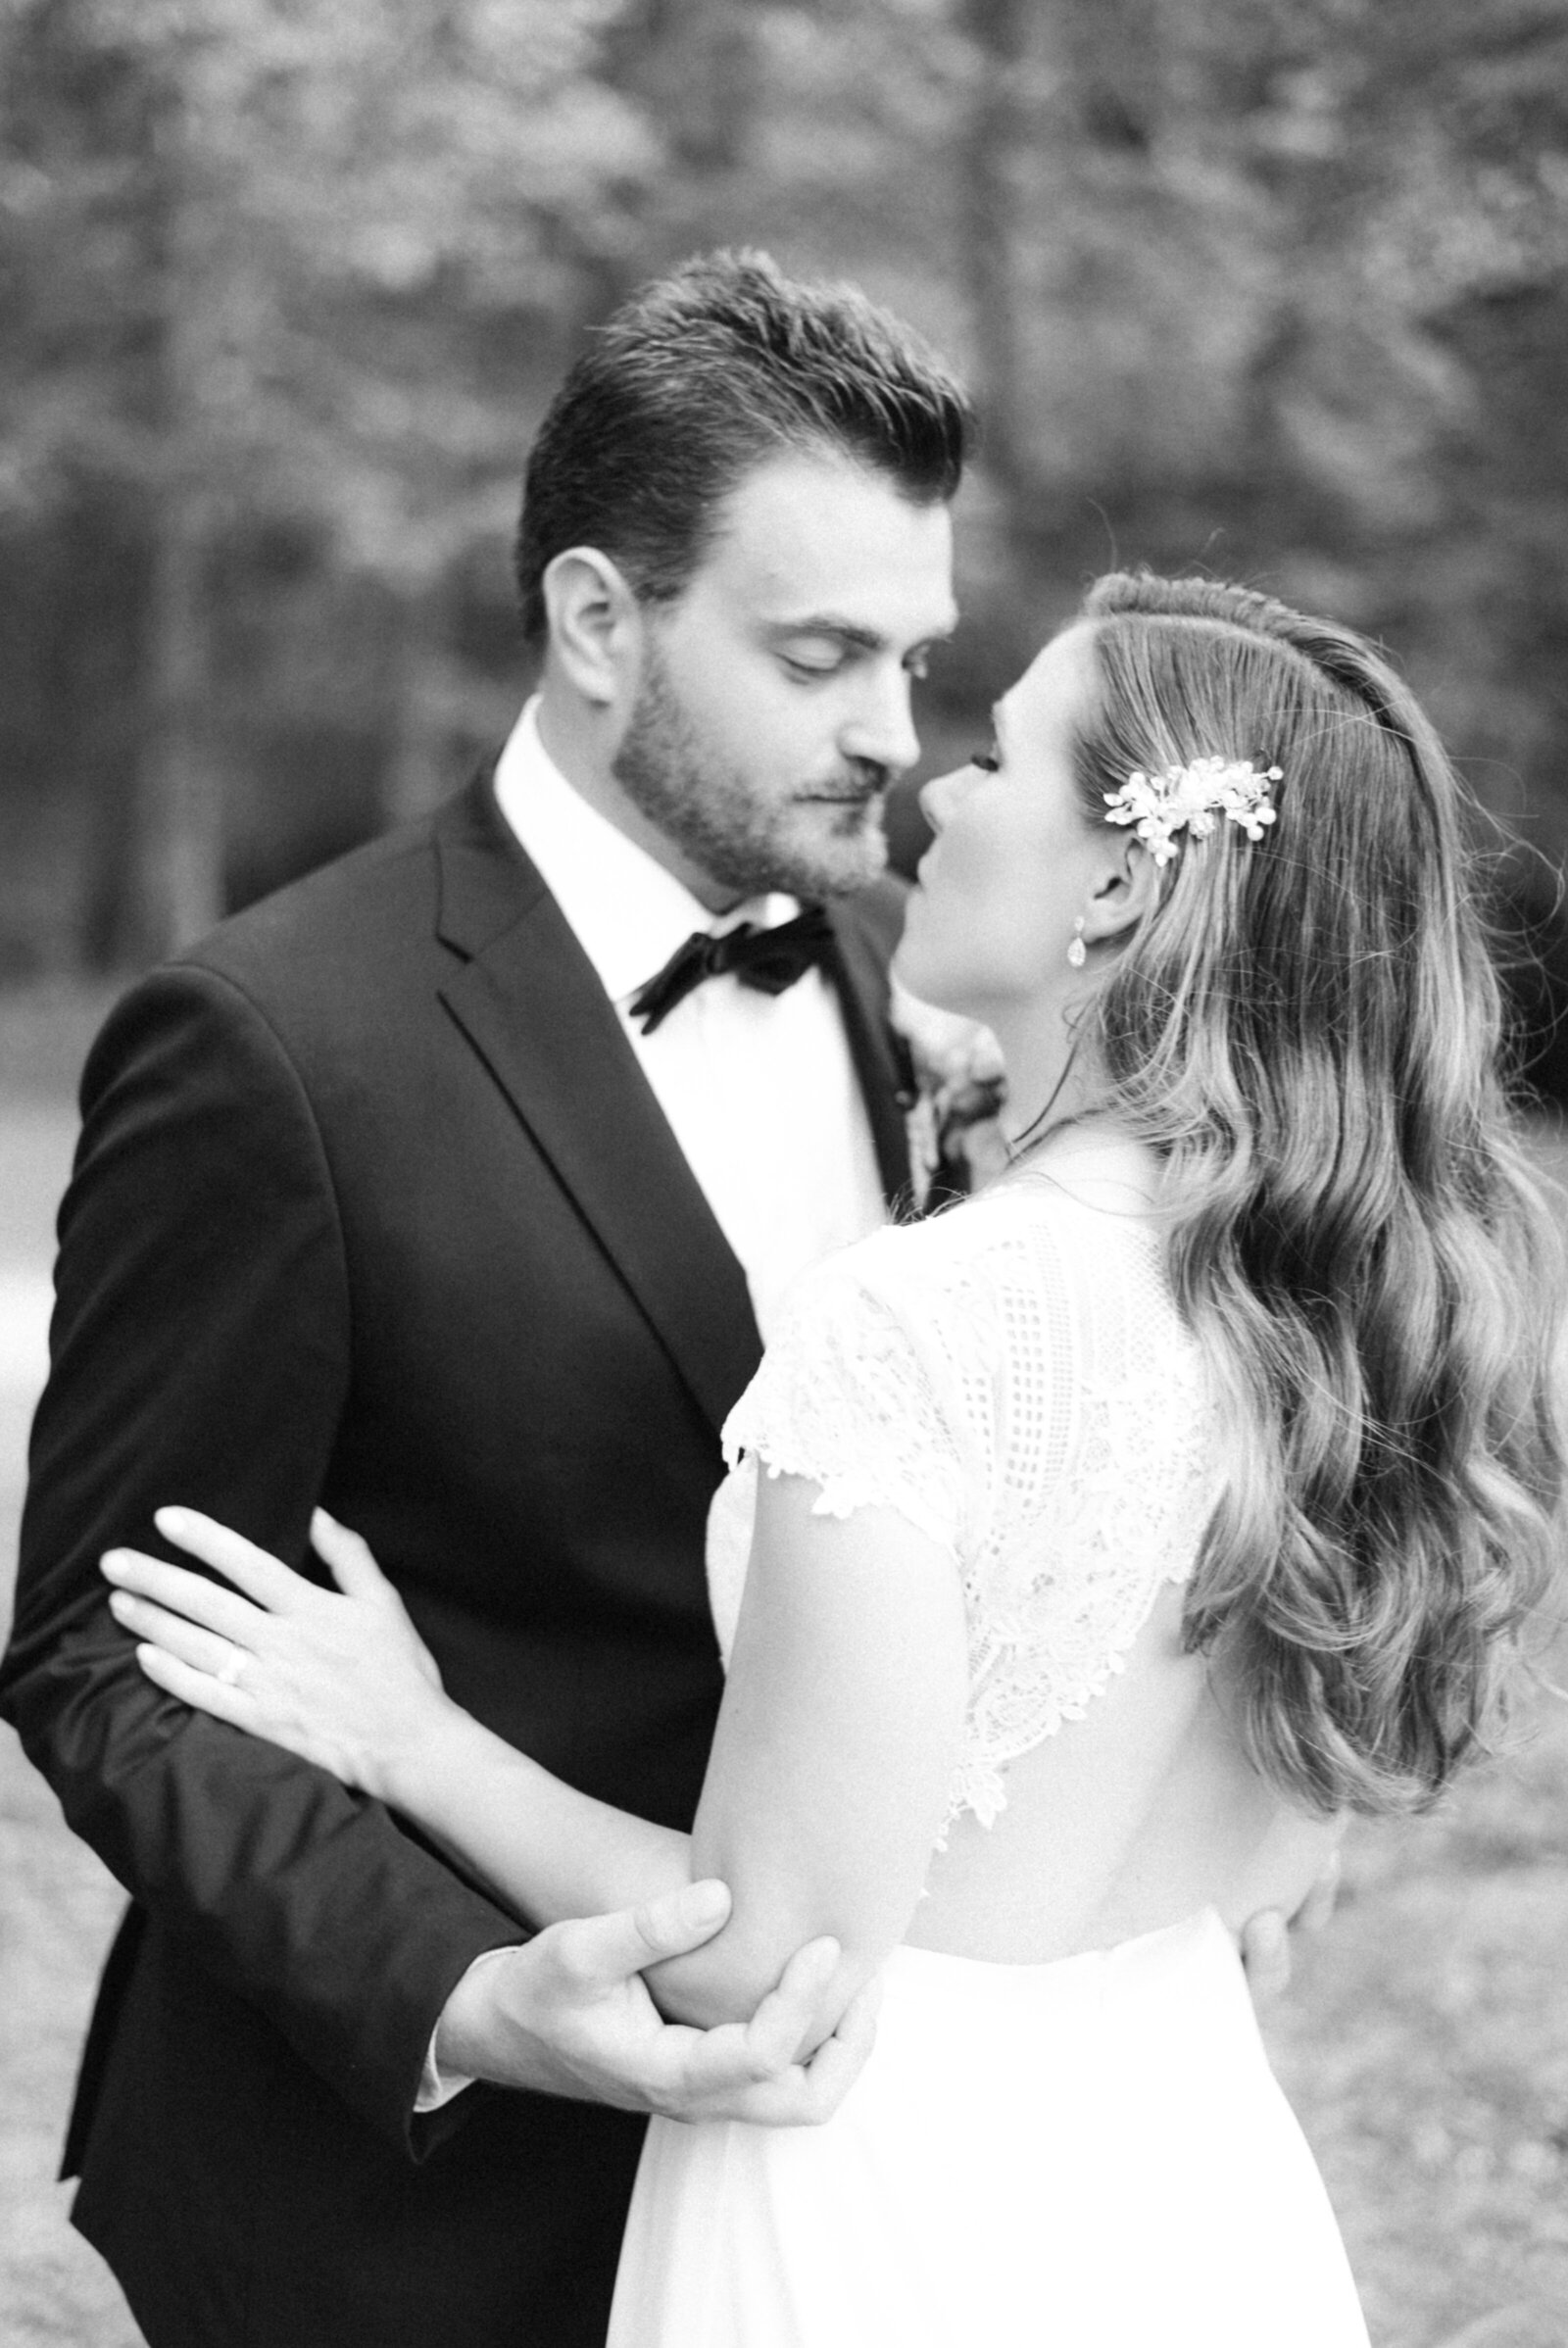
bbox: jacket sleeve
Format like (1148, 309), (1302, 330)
(0, 961), (524, 2156)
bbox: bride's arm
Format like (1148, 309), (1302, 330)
(103, 1479), (969, 2037)
(102, 1508), (692, 1930)
(375, 1706), (693, 1924)
(645, 1469), (969, 2030)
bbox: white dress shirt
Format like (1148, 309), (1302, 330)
(417, 700), (890, 2109)
(492, 698), (888, 1339)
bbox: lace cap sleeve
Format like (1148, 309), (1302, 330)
(722, 1251), (967, 1556)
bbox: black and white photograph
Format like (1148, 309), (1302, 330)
(3, 5), (1568, 2343)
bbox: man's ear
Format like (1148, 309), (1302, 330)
(1082, 838), (1159, 948)
(541, 548), (643, 708)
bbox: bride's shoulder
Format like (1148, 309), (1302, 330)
(787, 1131), (1164, 1329)
(773, 1205), (998, 1337)
(836, 1174), (1148, 1299)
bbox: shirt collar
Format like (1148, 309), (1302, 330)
(492, 699), (801, 1005)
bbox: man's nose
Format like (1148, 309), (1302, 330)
(841, 670), (921, 778)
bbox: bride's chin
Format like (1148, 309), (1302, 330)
(890, 938), (936, 1001)
(892, 967), (978, 1029)
(892, 932), (957, 1012)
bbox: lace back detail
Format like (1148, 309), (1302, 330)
(707, 1187), (1222, 1843)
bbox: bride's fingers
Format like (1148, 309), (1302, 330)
(152, 1507), (309, 1611)
(107, 1586), (254, 1683)
(101, 1549), (270, 1646)
(310, 1509), (389, 1599)
(132, 1638), (256, 1728)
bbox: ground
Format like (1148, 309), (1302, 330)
(1, 983), (1565, 2348)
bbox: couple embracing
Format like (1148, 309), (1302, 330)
(4, 251), (1561, 2347)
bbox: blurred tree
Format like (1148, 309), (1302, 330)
(1, 0), (1566, 1069)
(956, 0), (1036, 520)
(0, 0), (657, 962)
(953, 0), (1568, 645)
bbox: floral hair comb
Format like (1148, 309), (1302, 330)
(1102, 756), (1282, 868)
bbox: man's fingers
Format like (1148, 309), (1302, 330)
(631, 1880), (735, 1965)
(786, 1993), (880, 2121)
(828, 1969), (882, 2061)
(693, 1969), (881, 2126)
(102, 1549), (268, 1647)
(152, 1507), (305, 1611)
(669, 1946), (868, 2122)
(548, 1881), (734, 1992)
(495, 1907), (878, 2128)
(772, 1933), (843, 2011)
(766, 1969), (881, 2123)
(739, 1935), (842, 2075)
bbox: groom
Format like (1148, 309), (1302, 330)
(1, 252), (969, 2345)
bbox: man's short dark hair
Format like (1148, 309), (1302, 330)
(514, 249), (973, 643)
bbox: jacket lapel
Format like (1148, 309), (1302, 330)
(825, 888), (915, 1209)
(433, 774), (762, 1435)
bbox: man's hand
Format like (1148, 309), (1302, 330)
(436, 1880), (877, 2127)
(1239, 1845), (1344, 2004)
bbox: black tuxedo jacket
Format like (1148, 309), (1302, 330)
(0, 771), (911, 2348)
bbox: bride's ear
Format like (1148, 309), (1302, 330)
(1082, 839), (1157, 950)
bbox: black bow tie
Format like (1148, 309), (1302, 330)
(630, 905), (835, 1034)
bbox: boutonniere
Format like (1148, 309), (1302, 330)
(889, 981), (1009, 1210)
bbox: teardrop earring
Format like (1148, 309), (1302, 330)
(1066, 917), (1087, 970)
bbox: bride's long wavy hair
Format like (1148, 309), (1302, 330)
(1067, 570), (1565, 1816)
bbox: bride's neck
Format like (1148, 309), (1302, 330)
(987, 1011), (1159, 1205)
(992, 1007), (1100, 1151)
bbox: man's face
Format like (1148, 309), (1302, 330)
(612, 451), (957, 904)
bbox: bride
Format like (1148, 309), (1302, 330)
(102, 571), (1563, 2343)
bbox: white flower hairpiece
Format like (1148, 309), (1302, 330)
(1102, 756), (1282, 868)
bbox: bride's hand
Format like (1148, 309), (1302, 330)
(101, 1505), (451, 1802)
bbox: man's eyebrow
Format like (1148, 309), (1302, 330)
(764, 615), (958, 654)
(765, 616), (888, 652)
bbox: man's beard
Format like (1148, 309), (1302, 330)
(612, 646), (890, 903)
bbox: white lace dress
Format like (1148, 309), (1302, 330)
(608, 1182), (1368, 2347)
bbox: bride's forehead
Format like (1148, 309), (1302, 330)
(1002, 627), (1100, 746)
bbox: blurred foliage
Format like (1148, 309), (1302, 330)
(1, 0), (1567, 1082)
